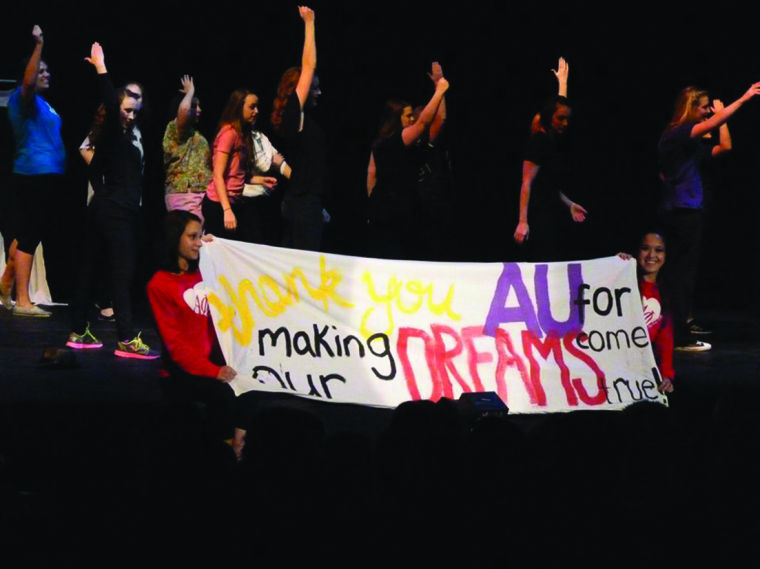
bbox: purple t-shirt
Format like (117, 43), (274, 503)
(658, 120), (707, 210)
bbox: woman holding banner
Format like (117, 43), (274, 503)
(621, 232), (674, 394)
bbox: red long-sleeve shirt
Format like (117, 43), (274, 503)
(147, 270), (221, 378)
(640, 280), (674, 381)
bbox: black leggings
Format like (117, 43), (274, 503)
(71, 199), (138, 340)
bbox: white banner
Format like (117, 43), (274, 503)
(199, 239), (667, 413)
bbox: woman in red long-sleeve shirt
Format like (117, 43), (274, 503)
(622, 232), (674, 394)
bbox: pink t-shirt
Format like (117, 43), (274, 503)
(206, 124), (246, 202)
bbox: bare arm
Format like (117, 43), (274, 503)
(710, 99), (732, 156)
(552, 57), (569, 97)
(212, 148), (237, 231)
(514, 161), (539, 244)
(176, 75), (195, 136)
(21, 25), (44, 105)
(559, 191), (588, 222)
(402, 77), (449, 146)
(294, 6), (316, 108)
(691, 82), (760, 138)
(84, 41), (107, 75)
(367, 152), (376, 196)
(428, 62), (447, 143)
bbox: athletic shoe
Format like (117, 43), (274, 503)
(675, 340), (712, 353)
(114, 333), (159, 360)
(12, 304), (51, 317)
(66, 324), (103, 349)
(688, 320), (712, 335)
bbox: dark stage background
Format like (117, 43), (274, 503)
(3, 2), (759, 310)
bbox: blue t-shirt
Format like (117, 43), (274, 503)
(658, 120), (706, 210)
(7, 88), (65, 175)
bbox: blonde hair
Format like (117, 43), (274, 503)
(666, 86), (709, 133)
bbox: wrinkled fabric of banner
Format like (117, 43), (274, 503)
(199, 239), (667, 413)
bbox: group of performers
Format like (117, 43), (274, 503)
(3, 7), (760, 419)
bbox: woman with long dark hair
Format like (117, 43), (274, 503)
(513, 58), (587, 261)
(148, 210), (239, 444)
(621, 231), (675, 393)
(658, 82), (760, 351)
(202, 88), (260, 239)
(67, 42), (158, 359)
(366, 67), (449, 259)
(270, 6), (325, 252)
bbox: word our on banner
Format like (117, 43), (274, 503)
(198, 239), (667, 413)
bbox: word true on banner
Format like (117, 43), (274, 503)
(199, 239), (667, 413)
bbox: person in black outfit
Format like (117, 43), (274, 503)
(366, 66), (449, 259)
(514, 58), (587, 262)
(270, 6), (325, 252)
(67, 42), (158, 359)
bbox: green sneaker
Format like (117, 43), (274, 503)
(114, 332), (159, 360)
(66, 324), (103, 349)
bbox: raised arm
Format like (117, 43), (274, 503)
(428, 62), (447, 143)
(710, 99), (732, 156)
(84, 41), (108, 75)
(176, 75), (195, 136)
(691, 82), (760, 139)
(20, 25), (45, 105)
(294, 6), (316, 108)
(402, 76), (449, 146)
(531, 57), (569, 132)
(552, 57), (569, 97)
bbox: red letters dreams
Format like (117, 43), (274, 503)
(396, 326), (608, 408)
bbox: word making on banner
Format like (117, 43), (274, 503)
(198, 239), (667, 413)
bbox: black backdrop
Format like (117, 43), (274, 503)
(3, 2), (759, 310)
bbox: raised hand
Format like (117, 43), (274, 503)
(711, 98), (725, 114)
(552, 57), (569, 84)
(428, 61), (444, 84)
(299, 5), (314, 22)
(84, 42), (106, 72)
(32, 25), (43, 44)
(435, 77), (450, 94)
(179, 75), (195, 94)
(741, 81), (760, 103)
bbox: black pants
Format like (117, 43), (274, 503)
(71, 199), (137, 340)
(282, 194), (323, 252)
(660, 208), (703, 344)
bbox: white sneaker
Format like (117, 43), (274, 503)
(675, 340), (711, 353)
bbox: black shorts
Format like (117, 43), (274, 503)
(8, 173), (62, 254)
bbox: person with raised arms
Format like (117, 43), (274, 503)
(2, 25), (65, 317)
(67, 41), (158, 359)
